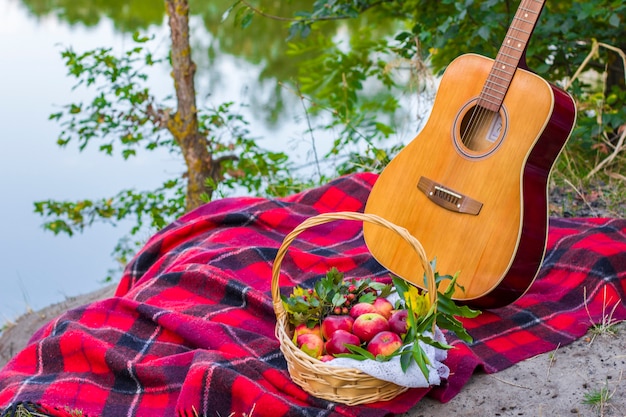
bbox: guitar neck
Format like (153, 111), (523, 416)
(477, 0), (547, 111)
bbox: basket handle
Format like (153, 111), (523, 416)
(271, 211), (437, 319)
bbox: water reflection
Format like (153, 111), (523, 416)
(19, 0), (164, 30)
(0, 0), (314, 320)
(18, 0), (320, 127)
(0, 0), (425, 320)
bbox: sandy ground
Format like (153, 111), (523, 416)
(1, 287), (625, 416)
(0, 285), (117, 369)
(406, 323), (626, 417)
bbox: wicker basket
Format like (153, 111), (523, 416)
(271, 211), (437, 405)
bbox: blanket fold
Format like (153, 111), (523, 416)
(1, 173), (625, 417)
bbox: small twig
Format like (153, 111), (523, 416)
(236, 0), (294, 22)
(277, 81), (378, 149)
(562, 177), (598, 215)
(294, 83), (323, 182)
(488, 374), (532, 390)
(546, 343), (560, 380)
(565, 40), (626, 90)
(565, 41), (599, 91)
(586, 126), (626, 179)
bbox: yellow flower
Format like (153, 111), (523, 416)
(291, 286), (307, 298)
(404, 285), (431, 318)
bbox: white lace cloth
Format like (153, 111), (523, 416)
(326, 326), (449, 388)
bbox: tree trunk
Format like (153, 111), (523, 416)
(165, 0), (215, 211)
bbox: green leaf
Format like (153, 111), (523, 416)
(132, 32), (150, 43)
(315, 280), (328, 300)
(436, 314), (473, 343)
(411, 343), (431, 380)
(335, 344), (376, 361)
(477, 25), (490, 41)
(240, 10), (254, 29)
(331, 292), (347, 307)
(122, 149), (136, 159)
(358, 292), (376, 304)
(221, 3), (237, 22)
(392, 276), (409, 300)
(400, 349), (412, 372)
(368, 282), (388, 293)
(99, 144), (114, 155)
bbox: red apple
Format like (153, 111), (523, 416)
(324, 329), (361, 356)
(321, 315), (354, 340)
(373, 297), (394, 320)
(349, 302), (377, 319)
(319, 354), (335, 362)
(389, 309), (409, 336)
(367, 331), (403, 357)
(297, 333), (324, 358)
(352, 313), (389, 343)
(293, 323), (322, 342)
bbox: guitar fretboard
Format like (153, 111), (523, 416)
(477, 0), (546, 112)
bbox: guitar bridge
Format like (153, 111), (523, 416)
(417, 177), (483, 215)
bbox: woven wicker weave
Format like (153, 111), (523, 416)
(271, 211), (436, 405)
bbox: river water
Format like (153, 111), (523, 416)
(0, 0), (430, 321)
(0, 0), (303, 320)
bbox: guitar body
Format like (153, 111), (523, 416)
(364, 53), (576, 309)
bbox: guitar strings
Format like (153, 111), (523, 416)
(462, 103), (495, 151)
(461, 104), (483, 149)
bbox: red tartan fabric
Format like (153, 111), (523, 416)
(0, 173), (625, 417)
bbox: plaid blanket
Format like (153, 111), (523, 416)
(1, 173), (625, 417)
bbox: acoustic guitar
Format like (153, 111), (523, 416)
(363, 0), (576, 309)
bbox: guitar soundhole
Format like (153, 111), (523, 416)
(454, 100), (507, 158)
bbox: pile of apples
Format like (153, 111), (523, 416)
(294, 296), (410, 361)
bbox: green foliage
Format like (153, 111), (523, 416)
(40, 35), (182, 266)
(34, 178), (185, 279)
(391, 268), (480, 377)
(281, 268), (393, 328)
(49, 33), (170, 159)
(284, 26), (413, 174)
(34, 178), (185, 237)
(199, 102), (307, 199)
(39, 31), (303, 272)
(241, 0), (626, 207)
(227, 0), (625, 187)
(582, 380), (614, 415)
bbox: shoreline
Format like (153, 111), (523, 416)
(0, 284), (117, 368)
